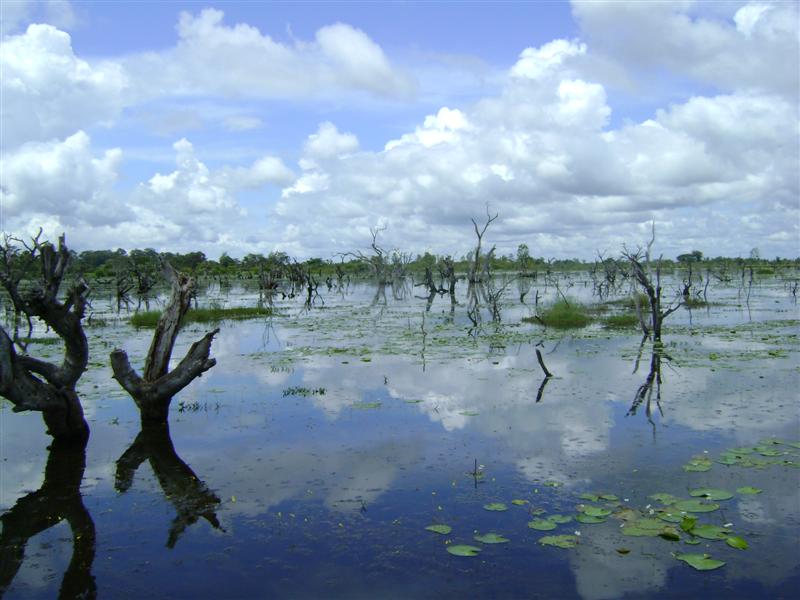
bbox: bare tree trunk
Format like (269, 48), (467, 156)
(469, 207), (498, 283)
(110, 262), (218, 424)
(0, 233), (90, 441)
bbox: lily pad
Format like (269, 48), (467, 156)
(539, 535), (579, 549)
(528, 519), (557, 531)
(658, 528), (681, 541)
(673, 552), (725, 571)
(673, 499), (720, 513)
(622, 519), (669, 537)
(691, 524), (731, 540)
(483, 503), (508, 512)
(726, 536), (749, 550)
(657, 512), (684, 524)
(689, 488), (733, 501)
(578, 493), (599, 502)
(599, 494), (619, 501)
(683, 457), (713, 472)
(351, 401), (381, 410)
(425, 524), (452, 535)
(680, 516), (698, 532)
(459, 411), (479, 417)
(474, 532), (510, 544)
(582, 505), (612, 518)
(576, 514), (606, 524)
(736, 486), (762, 495)
(756, 448), (784, 457)
(650, 493), (680, 505)
(511, 499), (529, 506)
(447, 544), (482, 557)
(548, 514), (573, 524)
(543, 481), (563, 487)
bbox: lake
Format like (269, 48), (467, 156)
(2, 271), (799, 599)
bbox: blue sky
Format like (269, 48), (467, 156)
(1, 0), (798, 260)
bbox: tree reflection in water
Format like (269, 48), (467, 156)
(0, 439), (96, 599)
(115, 423), (222, 548)
(628, 344), (667, 436)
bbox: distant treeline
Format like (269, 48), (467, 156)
(62, 246), (798, 280)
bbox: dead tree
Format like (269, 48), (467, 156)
(468, 207), (498, 283)
(0, 439), (96, 598)
(110, 262), (218, 423)
(344, 226), (393, 284)
(439, 256), (457, 298)
(621, 225), (681, 343)
(0, 232), (90, 441)
(115, 422), (222, 548)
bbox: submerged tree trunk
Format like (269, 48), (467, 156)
(0, 233), (90, 441)
(110, 262), (218, 423)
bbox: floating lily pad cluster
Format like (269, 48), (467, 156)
(425, 438), (794, 565)
(691, 439), (800, 471)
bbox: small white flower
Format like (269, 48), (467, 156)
(645, 504), (651, 509)
(724, 522), (733, 528)
(574, 530), (581, 537)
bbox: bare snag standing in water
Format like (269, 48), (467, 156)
(0, 232), (91, 441)
(110, 261), (218, 423)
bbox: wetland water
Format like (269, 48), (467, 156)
(2, 273), (799, 599)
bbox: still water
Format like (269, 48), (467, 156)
(2, 273), (799, 598)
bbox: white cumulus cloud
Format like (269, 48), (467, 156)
(0, 24), (128, 148)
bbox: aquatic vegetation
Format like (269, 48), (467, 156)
(538, 535), (579, 549)
(602, 313), (639, 328)
(446, 544), (482, 557)
(473, 532), (509, 544)
(535, 299), (592, 329)
(424, 524), (452, 535)
(672, 552), (726, 571)
(130, 305), (274, 327)
(688, 488), (734, 501)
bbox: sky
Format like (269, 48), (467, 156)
(1, 0), (798, 261)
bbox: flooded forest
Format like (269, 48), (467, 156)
(1, 231), (799, 599)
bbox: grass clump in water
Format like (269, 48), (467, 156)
(20, 337), (62, 345)
(683, 297), (709, 308)
(538, 299), (592, 329)
(603, 313), (639, 329)
(131, 306), (273, 328)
